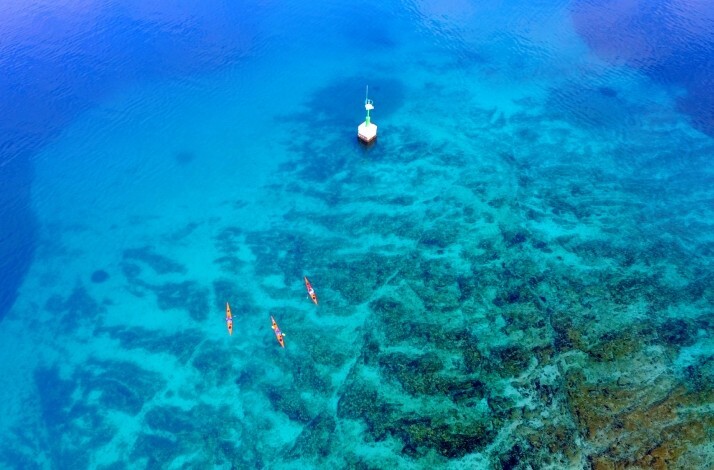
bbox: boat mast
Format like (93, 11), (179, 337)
(365, 85), (374, 127)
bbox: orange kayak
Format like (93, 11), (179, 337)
(226, 302), (233, 336)
(304, 276), (318, 305)
(271, 315), (285, 348)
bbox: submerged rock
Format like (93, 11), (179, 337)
(287, 413), (336, 459)
(90, 269), (109, 283)
(395, 418), (495, 458)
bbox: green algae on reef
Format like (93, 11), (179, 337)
(8, 59), (714, 470)
(45, 285), (105, 333)
(267, 89), (713, 467)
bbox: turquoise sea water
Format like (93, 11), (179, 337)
(1, 1), (713, 468)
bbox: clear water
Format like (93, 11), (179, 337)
(1, 0), (712, 468)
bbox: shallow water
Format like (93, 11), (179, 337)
(1, 1), (713, 468)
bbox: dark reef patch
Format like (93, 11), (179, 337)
(245, 230), (318, 283)
(266, 385), (313, 423)
(99, 324), (203, 362)
(44, 285), (104, 333)
(492, 290), (514, 308)
(290, 76), (405, 129)
(191, 341), (234, 386)
(461, 337), (484, 374)
(369, 297), (417, 343)
(499, 443), (532, 470)
(33, 365), (120, 468)
(413, 260), (463, 312)
(146, 405), (196, 435)
(165, 222), (200, 242)
(152, 281), (210, 321)
(91, 269), (110, 283)
(174, 150), (195, 165)
(34, 371), (90, 468)
(420, 226), (459, 249)
(0, 437), (44, 470)
(131, 433), (181, 467)
(213, 255), (245, 274)
(597, 86), (617, 97)
(137, 402), (242, 467)
(395, 419), (495, 459)
(214, 226), (243, 254)
(92, 376), (144, 414)
(657, 318), (698, 348)
(456, 273), (479, 302)
(327, 256), (405, 305)
(337, 380), (394, 440)
(297, 152), (351, 184)
(212, 279), (258, 317)
(121, 261), (142, 280)
(341, 213), (423, 241)
(213, 279), (238, 308)
(85, 359), (165, 415)
(291, 358), (331, 394)
(123, 247), (186, 275)
(35, 366), (77, 432)
(302, 330), (351, 367)
(501, 228), (528, 248)
(487, 345), (532, 377)
(288, 412), (336, 459)
(447, 378), (486, 404)
(338, 367), (496, 458)
(378, 352), (447, 396)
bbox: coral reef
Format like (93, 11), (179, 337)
(44, 285), (105, 333)
(8, 48), (713, 470)
(99, 325), (204, 363)
(123, 247), (186, 275)
(91, 269), (110, 283)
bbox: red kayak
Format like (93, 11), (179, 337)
(304, 276), (318, 305)
(271, 315), (285, 348)
(226, 302), (233, 336)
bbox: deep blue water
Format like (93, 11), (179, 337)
(1, 1), (713, 468)
(2, 4), (713, 322)
(0, 1), (256, 321)
(571, 0), (714, 135)
(0, 154), (35, 323)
